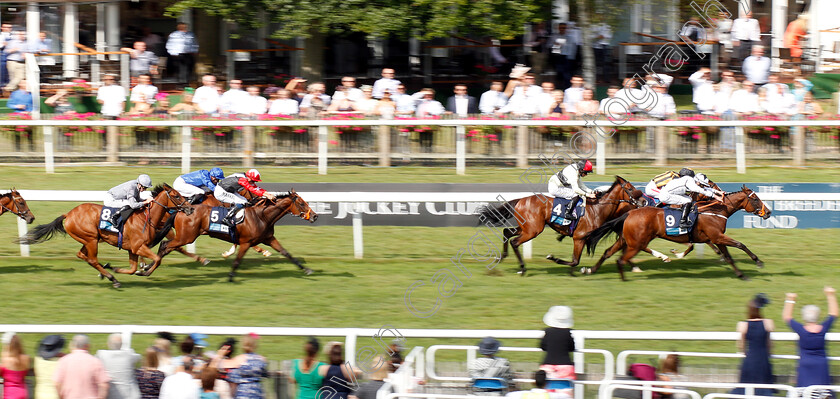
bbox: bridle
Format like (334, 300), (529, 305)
(1, 191), (32, 220)
(595, 179), (641, 208)
(288, 193), (313, 221)
(746, 190), (769, 217)
(151, 186), (194, 215)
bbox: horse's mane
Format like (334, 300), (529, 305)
(150, 184), (166, 197)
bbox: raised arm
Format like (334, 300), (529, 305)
(782, 293), (797, 323)
(826, 286), (838, 317)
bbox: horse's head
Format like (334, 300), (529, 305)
(153, 183), (194, 215)
(603, 176), (642, 207)
(4, 189), (35, 224)
(741, 185), (771, 219)
(286, 189), (317, 223)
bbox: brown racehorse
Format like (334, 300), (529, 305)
(477, 176), (642, 276)
(583, 186), (771, 281)
(0, 189), (35, 224)
(18, 184), (192, 288)
(151, 190), (317, 281)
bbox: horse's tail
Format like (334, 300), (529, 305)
(150, 213), (178, 248)
(584, 213), (629, 256)
(17, 215), (66, 245)
(476, 199), (521, 227)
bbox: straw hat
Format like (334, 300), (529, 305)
(543, 306), (574, 329)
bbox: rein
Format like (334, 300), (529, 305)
(0, 193), (30, 219)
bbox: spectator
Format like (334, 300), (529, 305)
(712, 84), (732, 116)
(333, 76), (363, 102)
(318, 342), (362, 399)
(799, 92), (823, 116)
(220, 79), (249, 114)
(648, 85), (676, 120)
(284, 78), (308, 103)
(1, 332), (30, 399)
(97, 333), (141, 399)
(563, 76), (585, 114)
(264, 86), (280, 109)
(729, 82), (760, 116)
(121, 41), (159, 77)
(166, 22), (198, 84)
(7, 79), (33, 113)
(194, 75), (221, 114)
(213, 338), (238, 397)
(129, 93), (154, 115)
(130, 74), (158, 105)
(373, 89), (397, 118)
(539, 306), (576, 380)
(548, 90), (566, 117)
(97, 74), (126, 119)
(153, 93), (171, 115)
(393, 84), (417, 116)
(505, 370), (570, 399)
(536, 82), (556, 116)
(717, 70), (738, 96)
(141, 27), (163, 56)
(154, 334), (176, 376)
(352, 355), (394, 399)
(783, 14), (808, 61)
(591, 23), (613, 82)
(290, 337), (325, 399)
(136, 347), (166, 399)
(300, 82), (331, 116)
(657, 355), (690, 399)
(227, 334), (268, 399)
(201, 367), (221, 399)
(574, 88), (600, 117)
(327, 86), (358, 114)
(765, 85), (796, 116)
(713, 12), (733, 65)
(34, 334), (66, 399)
(446, 84), (478, 117)
(761, 75), (788, 100)
(731, 293), (774, 396)
(54, 334), (110, 399)
(479, 81), (508, 115)
(742, 45), (770, 86)
(4, 30), (27, 93)
(414, 88), (444, 118)
(615, 78), (647, 114)
(504, 73), (542, 100)
(792, 78), (814, 103)
(730, 11), (760, 65)
(598, 86), (621, 116)
(498, 84), (540, 117)
(159, 356), (199, 399)
(782, 287), (838, 390)
(526, 22), (549, 76)
(756, 88), (771, 114)
(688, 68), (715, 114)
(0, 24), (12, 88)
(550, 23), (578, 90)
(355, 85), (379, 116)
(29, 31), (52, 55)
(372, 68), (400, 99)
(268, 89), (299, 115)
(240, 86), (268, 116)
(169, 90), (198, 116)
(172, 336), (196, 370)
(468, 337), (511, 380)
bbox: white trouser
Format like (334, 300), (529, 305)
(657, 192), (691, 206)
(103, 192), (131, 208)
(173, 177), (205, 197)
(548, 186), (577, 200)
(214, 185), (248, 205)
(644, 181), (661, 198)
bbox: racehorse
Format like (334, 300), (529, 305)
(583, 186), (771, 281)
(18, 184), (192, 288)
(0, 189), (35, 224)
(151, 190), (317, 281)
(477, 176), (642, 276)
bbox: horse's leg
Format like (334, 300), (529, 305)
(500, 227), (519, 260)
(547, 236), (585, 276)
(78, 241), (121, 288)
(172, 246), (210, 265)
(616, 238), (645, 281)
(670, 243), (694, 259)
(253, 246), (271, 257)
(708, 243), (725, 261)
(222, 244), (237, 258)
(510, 228), (539, 277)
(641, 246), (670, 263)
(716, 244), (747, 280)
(589, 238), (625, 275)
(229, 244), (252, 282)
(113, 252), (140, 275)
(132, 245), (163, 277)
(714, 235), (764, 269)
(264, 236), (312, 275)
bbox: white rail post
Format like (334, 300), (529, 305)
(523, 241), (532, 259)
(353, 210), (364, 259)
(318, 125), (328, 175)
(735, 126), (745, 174)
(345, 329), (359, 367)
(43, 125), (55, 174)
(18, 218), (30, 257)
(181, 126), (192, 174)
(456, 125), (466, 175)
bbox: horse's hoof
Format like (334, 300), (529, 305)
(103, 263), (112, 270)
(517, 269), (526, 277)
(134, 270), (144, 276)
(262, 251), (272, 258)
(228, 272), (235, 282)
(740, 275), (750, 281)
(631, 266), (644, 273)
(112, 280), (121, 288)
(756, 260), (764, 269)
(98, 273), (104, 280)
(546, 254), (553, 260)
(303, 268), (313, 275)
(201, 258), (211, 266)
(662, 257), (671, 263)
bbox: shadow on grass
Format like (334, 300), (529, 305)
(0, 265), (78, 274)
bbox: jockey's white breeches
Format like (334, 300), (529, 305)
(214, 185), (248, 205)
(104, 192), (131, 208)
(548, 186), (577, 199)
(644, 181), (661, 198)
(657, 192), (691, 206)
(174, 177), (205, 197)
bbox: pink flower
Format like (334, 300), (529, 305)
(503, 125), (513, 129)
(399, 128), (409, 132)
(352, 127), (362, 131)
(770, 134), (780, 139)
(294, 129), (307, 134)
(830, 136), (839, 139)
(328, 140), (338, 145)
(468, 129), (479, 135)
(64, 132), (74, 136)
(691, 134), (701, 140)
(764, 127), (775, 131)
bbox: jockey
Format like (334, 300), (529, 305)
(643, 168), (695, 202)
(174, 167), (225, 203)
(547, 159), (596, 220)
(658, 172), (723, 228)
(104, 174), (154, 228)
(214, 168), (275, 225)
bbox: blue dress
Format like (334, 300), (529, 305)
(789, 315), (835, 387)
(732, 320), (774, 396)
(229, 353), (269, 399)
(322, 365), (352, 399)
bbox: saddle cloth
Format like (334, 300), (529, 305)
(208, 206), (245, 234)
(550, 197), (585, 226)
(98, 206), (122, 233)
(664, 206), (698, 236)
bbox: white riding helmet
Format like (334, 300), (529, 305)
(695, 173), (709, 186)
(137, 174), (152, 188)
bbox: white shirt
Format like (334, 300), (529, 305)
(479, 90), (508, 114)
(688, 70), (715, 111)
(730, 89), (759, 114)
(454, 96), (469, 116)
(742, 56), (771, 85)
(730, 17), (760, 41)
(591, 23), (612, 49)
(394, 93), (417, 114)
(662, 176), (713, 197)
(506, 389), (571, 399)
(268, 98), (299, 115)
(713, 90), (732, 115)
(614, 88), (646, 113)
(762, 83), (789, 101)
(220, 89), (250, 114)
(547, 164), (592, 197)
(332, 87), (363, 102)
(765, 93), (796, 115)
(300, 93), (331, 109)
(536, 92), (555, 116)
(97, 85), (126, 117)
(193, 85), (221, 114)
(563, 87), (584, 113)
(372, 78), (401, 99)
(130, 84), (158, 104)
(238, 94), (268, 115)
(158, 371), (199, 399)
(647, 92), (676, 119)
(415, 100), (444, 117)
(499, 92), (540, 115)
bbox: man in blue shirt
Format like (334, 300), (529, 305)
(4, 30), (27, 92)
(7, 79), (33, 113)
(173, 167), (224, 203)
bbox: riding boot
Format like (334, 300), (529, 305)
(563, 196), (579, 220)
(679, 202), (693, 228)
(189, 193), (205, 204)
(223, 203), (245, 226)
(110, 206), (130, 228)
